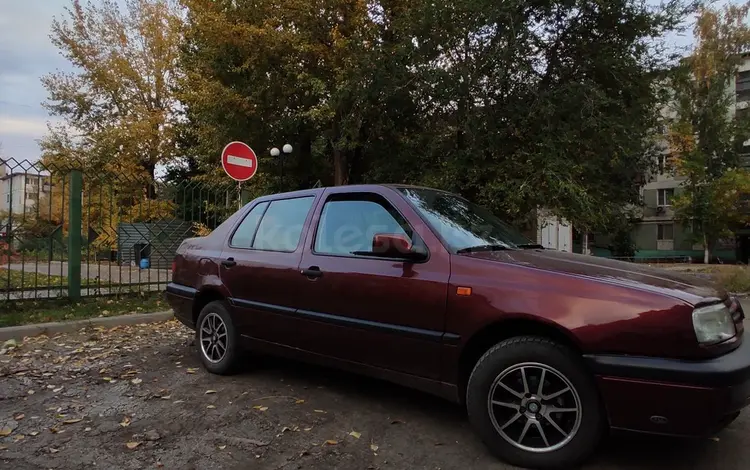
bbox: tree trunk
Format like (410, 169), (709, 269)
(703, 233), (710, 264)
(333, 147), (348, 186)
(582, 232), (589, 255)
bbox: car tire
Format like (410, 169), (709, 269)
(196, 301), (241, 375)
(466, 336), (605, 470)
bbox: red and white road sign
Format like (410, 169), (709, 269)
(221, 141), (258, 181)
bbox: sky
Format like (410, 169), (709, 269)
(0, 0), (714, 163)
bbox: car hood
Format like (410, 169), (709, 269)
(463, 249), (726, 305)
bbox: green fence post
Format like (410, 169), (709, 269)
(68, 169), (83, 301)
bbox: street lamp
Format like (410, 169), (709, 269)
(270, 144), (292, 189)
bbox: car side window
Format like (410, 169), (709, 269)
(230, 201), (269, 248)
(252, 196), (315, 252)
(314, 195), (412, 256)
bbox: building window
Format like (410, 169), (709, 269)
(657, 224), (674, 241)
(657, 188), (674, 206)
(657, 154), (671, 174)
(737, 70), (750, 102)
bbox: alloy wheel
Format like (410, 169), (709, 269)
(487, 362), (582, 453)
(200, 312), (228, 363)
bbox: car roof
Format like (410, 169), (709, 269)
(256, 184), (453, 202)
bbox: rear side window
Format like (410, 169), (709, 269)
(230, 201), (269, 248)
(252, 197), (315, 252)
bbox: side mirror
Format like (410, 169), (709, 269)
(371, 233), (427, 261)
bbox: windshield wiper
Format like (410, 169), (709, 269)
(516, 243), (544, 249)
(456, 244), (512, 254)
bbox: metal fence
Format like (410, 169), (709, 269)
(1, 157), (242, 303)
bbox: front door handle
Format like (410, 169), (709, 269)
(300, 266), (323, 279)
(221, 258), (237, 268)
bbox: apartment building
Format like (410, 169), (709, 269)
(632, 54), (750, 262)
(0, 160), (51, 236)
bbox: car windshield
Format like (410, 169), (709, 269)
(398, 187), (533, 252)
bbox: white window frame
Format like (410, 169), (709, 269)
(657, 223), (674, 241)
(657, 188), (674, 207)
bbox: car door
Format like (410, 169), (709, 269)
(220, 193), (318, 347)
(296, 187), (451, 379)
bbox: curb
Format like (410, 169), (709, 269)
(0, 310), (174, 342)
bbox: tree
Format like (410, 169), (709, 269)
(178, 0), (691, 232)
(41, 0), (183, 192)
(668, 2), (750, 263)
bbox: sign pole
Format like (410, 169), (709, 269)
(237, 180), (242, 210)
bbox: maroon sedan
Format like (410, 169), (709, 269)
(167, 185), (750, 469)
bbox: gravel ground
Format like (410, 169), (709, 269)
(0, 320), (748, 470)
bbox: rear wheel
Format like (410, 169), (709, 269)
(196, 301), (240, 375)
(466, 336), (605, 469)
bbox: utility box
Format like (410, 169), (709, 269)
(537, 213), (573, 252)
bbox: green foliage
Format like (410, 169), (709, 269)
(668, 3), (750, 261)
(176, 0), (691, 229)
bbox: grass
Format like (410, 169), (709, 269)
(0, 292), (166, 327)
(668, 264), (750, 293)
(0, 268), (123, 291)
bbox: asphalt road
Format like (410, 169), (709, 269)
(1, 317), (749, 470)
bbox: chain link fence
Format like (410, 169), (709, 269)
(1, 157), (242, 304)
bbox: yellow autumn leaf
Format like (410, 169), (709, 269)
(126, 441), (142, 449)
(324, 440), (338, 445)
(0, 428), (13, 437)
(349, 431), (361, 439)
(205, 390), (217, 394)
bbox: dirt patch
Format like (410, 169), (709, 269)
(0, 321), (746, 469)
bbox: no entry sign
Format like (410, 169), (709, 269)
(221, 141), (258, 181)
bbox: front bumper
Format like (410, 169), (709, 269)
(585, 336), (750, 436)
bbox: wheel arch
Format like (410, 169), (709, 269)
(457, 318), (584, 403)
(192, 288), (227, 325)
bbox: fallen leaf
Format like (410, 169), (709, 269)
(281, 426), (290, 433)
(186, 368), (197, 374)
(324, 440), (338, 445)
(252, 405), (269, 411)
(218, 445), (226, 450)
(126, 441), (142, 449)
(0, 428), (12, 437)
(49, 447), (59, 454)
(29, 431), (39, 436)
(370, 444), (379, 452)
(304, 427), (313, 432)
(3, 339), (17, 348)
(120, 416), (131, 427)
(53, 387), (63, 393)
(102, 377), (113, 382)
(205, 390), (217, 394)
(349, 431), (361, 439)
(14, 413), (25, 421)
(13, 434), (25, 442)
(27, 390), (34, 395)
(62, 418), (83, 425)
(295, 399), (305, 404)
(313, 409), (325, 413)
(160, 395), (171, 400)
(206, 405), (216, 409)
(131, 378), (143, 385)
(84, 427), (92, 432)
(0, 445), (7, 450)
(710, 437), (720, 442)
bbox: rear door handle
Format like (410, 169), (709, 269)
(300, 266), (323, 279)
(221, 258), (237, 268)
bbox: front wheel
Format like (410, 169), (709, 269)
(196, 301), (241, 375)
(466, 336), (606, 469)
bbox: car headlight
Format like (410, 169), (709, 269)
(692, 303), (736, 345)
